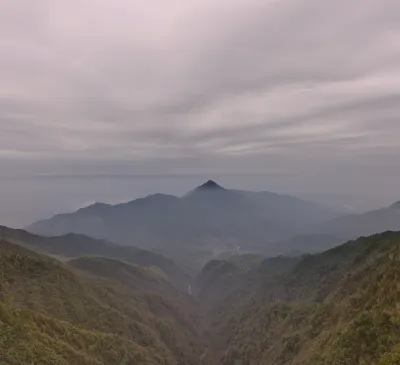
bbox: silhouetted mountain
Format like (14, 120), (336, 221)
(27, 181), (339, 269)
(318, 200), (400, 239)
(196, 179), (225, 191)
(0, 225), (190, 290)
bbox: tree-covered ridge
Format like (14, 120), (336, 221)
(0, 301), (167, 365)
(3, 230), (400, 364)
(200, 232), (400, 365)
(0, 240), (203, 365)
(0, 225), (191, 290)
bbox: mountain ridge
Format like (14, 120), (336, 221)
(197, 231), (400, 364)
(4, 222), (400, 364)
(319, 200), (400, 240)
(0, 225), (191, 290)
(26, 181), (339, 269)
(0, 238), (203, 364)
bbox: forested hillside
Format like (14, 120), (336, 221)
(0, 225), (191, 290)
(197, 232), (400, 365)
(0, 240), (203, 365)
(3, 230), (400, 365)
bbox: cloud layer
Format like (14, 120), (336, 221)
(1, 0), (400, 225)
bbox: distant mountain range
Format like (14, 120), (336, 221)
(267, 201), (400, 256)
(26, 181), (339, 268)
(318, 200), (400, 239)
(25, 181), (400, 268)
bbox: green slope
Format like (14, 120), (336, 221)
(0, 225), (191, 290)
(200, 232), (400, 365)
(0, 239), (203, 365)
(4, 228), (400, 365)
(0, 302), (164, 365)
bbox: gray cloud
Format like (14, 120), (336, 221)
(1, 0), (400, 226)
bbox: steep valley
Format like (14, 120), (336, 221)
(2, 230), (400, 364)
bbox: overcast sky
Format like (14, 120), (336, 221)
(1, 0), (400, 227)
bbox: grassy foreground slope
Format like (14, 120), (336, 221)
(0, 240), (203, 365)
(201, 232), (400, 365)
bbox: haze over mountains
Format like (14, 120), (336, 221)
(3, 181), (400, 365)
(27, 181), (340, 268)
(26, 180), (400, 269)
(319, 200), (400, 240)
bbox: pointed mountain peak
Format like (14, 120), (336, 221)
(183, 180), (226, 198)
(198, 180), (224, 190)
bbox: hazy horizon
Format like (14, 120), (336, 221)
(1, 174), (399, 229)
(1, 0), (400, 227)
